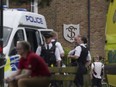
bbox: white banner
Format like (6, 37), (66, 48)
(63, 24), (80, 43)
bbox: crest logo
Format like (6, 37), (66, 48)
(63, 24), (80, 43)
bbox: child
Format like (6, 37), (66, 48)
(90, 56), (104, 87)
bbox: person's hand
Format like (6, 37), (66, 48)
(89, 73), (93, 79)
(90, 75), (93, 79)
(67, 55), (71, 58)
(4, 77), (14, 83)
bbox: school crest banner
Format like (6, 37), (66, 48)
(63, 24), (80, 43)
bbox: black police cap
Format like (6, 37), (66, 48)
(43, 32), (53, 38)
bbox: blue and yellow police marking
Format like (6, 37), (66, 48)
(4, 55), (20, 78)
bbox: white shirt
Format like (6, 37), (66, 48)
(51, 39), (64, 55)
(68, 43), (91, 61)
(36, 43), (62, 61)
(91, 62), (104, 79)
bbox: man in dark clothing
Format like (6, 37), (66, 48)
(68, 35), (91, 87)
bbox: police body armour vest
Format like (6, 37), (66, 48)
(40, 42), (56, 66)
(77, 45), (88, 65)
(71, 45), (88, 66)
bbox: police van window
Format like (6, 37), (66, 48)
(3, 27), (12, 47)
(25, 28), (38, 52)
(9, 30), (24, 56)
(14, 30), (24, 45)
(36, 31), (42, 46)
(41, 34), (45, 45)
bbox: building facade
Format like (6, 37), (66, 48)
(9, 0), (110, 58)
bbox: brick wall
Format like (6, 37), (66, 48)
(38, 0), (109, 58)
(9, 0), (109, 58)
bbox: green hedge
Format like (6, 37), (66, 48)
(62, 47), (71, 66)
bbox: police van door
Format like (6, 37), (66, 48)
(25, 28), (43, 52)
(9, 28), (26, 56)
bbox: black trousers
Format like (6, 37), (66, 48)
(92, 76), (102, 87)
(74, 63), (87, 87)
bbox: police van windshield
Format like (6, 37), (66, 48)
(3, 27), (12, 47)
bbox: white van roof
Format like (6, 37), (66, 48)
(3, 9), (47, 28)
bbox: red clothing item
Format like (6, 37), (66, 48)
(0, 47), (2, 53)
(18, 52), (51, 77)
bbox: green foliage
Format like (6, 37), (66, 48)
(62, 47), (71, 66)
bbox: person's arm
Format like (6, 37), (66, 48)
(85, 51), (91, 67)
(68, 46), (81, 59)
(56, 42), (64, 57)
(56, 60), (61, 68)
(55, 47), (62, 67)
(36, 46), (41, 55)
(68, 49), (75, 55)
(101, 63), (105, 79)
(68, 54), (79, 59)
(5, 69), (21, 82)
(90, 63), (94, 79)
(14, 69), (31, 80)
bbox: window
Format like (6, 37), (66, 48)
(9, 30), (24, 56)
(25, 28), (41, 52)
(3, 27), (12, 47)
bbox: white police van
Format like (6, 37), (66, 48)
(3, 8), (52, 56)
(3, 8), (53, 79)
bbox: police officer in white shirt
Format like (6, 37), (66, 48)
(36, 33), (61, 67)
(68, 35), (91, 67)
(68, 35), (91, 87)
(50, 31), (64, 57)
(50, 31), (66, 67)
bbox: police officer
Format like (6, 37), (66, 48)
(68, 35), (91, 87)
(50, 31), (66, 67)
(50, 31), (64, 58)
(36, 32), (62, 67)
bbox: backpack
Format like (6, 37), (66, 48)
(40, 42), (56, 66)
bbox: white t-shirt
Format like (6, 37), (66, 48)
(91, 62), (104, 79)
